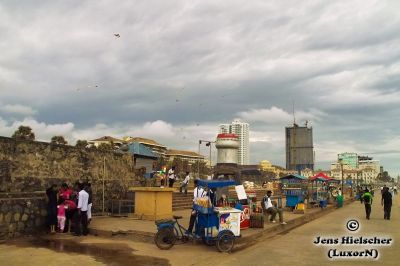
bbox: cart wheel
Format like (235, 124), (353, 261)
(155, 228), (176, 250)
(216, 231), (234, 252)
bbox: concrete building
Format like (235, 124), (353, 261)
(123, 137), (167, 157)
(285, 124), (314, 171)
(126, 142), (158, 173)
(88, 136), (124, 148)
(338, 152), (358, 169)
(219, 119), (250, 165)
(165, 149), (204, 165)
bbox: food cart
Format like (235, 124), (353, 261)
(280, 174), (308, 208)
(155, 179), (241, 252)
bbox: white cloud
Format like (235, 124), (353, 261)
(0, 104), (37, 116)
(238, 106), (326, 125)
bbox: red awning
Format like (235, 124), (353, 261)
(309, 172), (332, 181)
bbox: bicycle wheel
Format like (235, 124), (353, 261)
(216, 231), (234, 253)
(155, 228), (176, 250)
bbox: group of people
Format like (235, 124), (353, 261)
(46, 181), (92, 236)
(360, 186), (394, 220)
(158, 166), (191, 195)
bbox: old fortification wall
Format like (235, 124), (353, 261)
(0, 136), (137, 239)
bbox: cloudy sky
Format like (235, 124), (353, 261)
(1, 0), (399, 176)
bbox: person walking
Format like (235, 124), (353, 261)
(381, 186), (392, 220)
(46, 184), (58, 234)
(74, 183), (89, 236)
(361, 189), (373, 220)
(180, 172), (190, 194)
(168, 166), (176, 188)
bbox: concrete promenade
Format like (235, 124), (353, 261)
(89, 198), (351, 250)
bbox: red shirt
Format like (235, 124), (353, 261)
(65, 199), (77, 210)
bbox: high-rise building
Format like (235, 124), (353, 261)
(285, 124), (314, 171)
(338, 152), (358, 169)
(218, 119), (250, 165)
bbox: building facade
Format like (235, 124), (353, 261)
(218, 119), (250, 165)
(338, 152), (358, 169)
(123, 137), (167, 157)
(285, 124), (314, 171)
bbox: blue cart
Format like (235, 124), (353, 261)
(155, 179), (241, 252)
(280, 174), (308, 208)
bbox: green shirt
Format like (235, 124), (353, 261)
(362, 192), (373, 204)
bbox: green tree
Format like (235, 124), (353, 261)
(51, 136), (68, 145)
(75, 140), (88, 149)
(97, 143), (113, 151)
(12, 125), (35, 141)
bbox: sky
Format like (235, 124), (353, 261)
(0, 0), (399, 176)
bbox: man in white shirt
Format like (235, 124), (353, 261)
(262, 190), (286, 225)
(75, 183), (89, 236)
(187, 179), (206, 233)
(168, 166), (176, 188)
(180, 172), (190, 194)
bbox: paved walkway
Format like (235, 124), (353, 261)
(217, 192), (400, 266)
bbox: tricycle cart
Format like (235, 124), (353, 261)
(280, 174), (308, 208)
(154, 179), (240, 252)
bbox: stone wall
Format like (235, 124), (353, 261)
(0, 136), (137, 213)
(0, 192), (47, 240)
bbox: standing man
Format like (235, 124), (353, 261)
(168, 166), (176, 188)
(381, 187), (392, 220)
(180, 172), (190, 194)
(75, 183), (89, 236)
(187, 179), (205, 234)
(361, 189), (373, 220)
(85, 182), (93, 225)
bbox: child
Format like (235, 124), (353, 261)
(57, 199), (67, 232)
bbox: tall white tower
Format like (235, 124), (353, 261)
(218, 119), (250, 165)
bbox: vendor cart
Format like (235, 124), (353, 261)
(154, 179), (240, 252)
(280, 174), (308, 208)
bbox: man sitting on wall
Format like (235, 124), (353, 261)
(262, 190), (287, 225)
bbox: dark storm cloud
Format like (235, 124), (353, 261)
(1, 0), (400, 175)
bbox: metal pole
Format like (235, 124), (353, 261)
(103, 157), (105, 214)
(209, 142), (212, 169)
(341, 163), (344, 195)
(198, 141), (201, 179)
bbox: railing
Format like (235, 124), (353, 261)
(110, 199), (135, 217)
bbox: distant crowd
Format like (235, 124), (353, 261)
(46, 181), (92, 236)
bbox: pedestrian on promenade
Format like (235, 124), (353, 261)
(381, 186), (392, 220)
(262, 190), (287, 225)
(85, 182), (93, 225)
(57, 198), (67, 232)
(168, 166), (176, 188)
(64, 196), (77, 233)
(74, 183), (89, 236)
(361, 189), (373, 220)
(180, 172), (190, 194)
(187, 179), (206, 234)
(46, 184), (58, 234)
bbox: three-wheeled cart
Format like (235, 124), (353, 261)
(280, 174), (308, 208)
(154, 179), (241, 252)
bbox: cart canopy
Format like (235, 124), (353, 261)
(280, 174), (307, 180)
(197, 179), (237, 188)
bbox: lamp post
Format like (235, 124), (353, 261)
(198, 140), (215, 179)
(339, 158), (344, 195)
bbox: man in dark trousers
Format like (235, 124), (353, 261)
(381, 186), (392, 220)
(361, 189), (373, 220)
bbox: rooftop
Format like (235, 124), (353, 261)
(89, 136), (124, 143)
(166, 149), (204, 158)
(124, 137), (166, 148)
